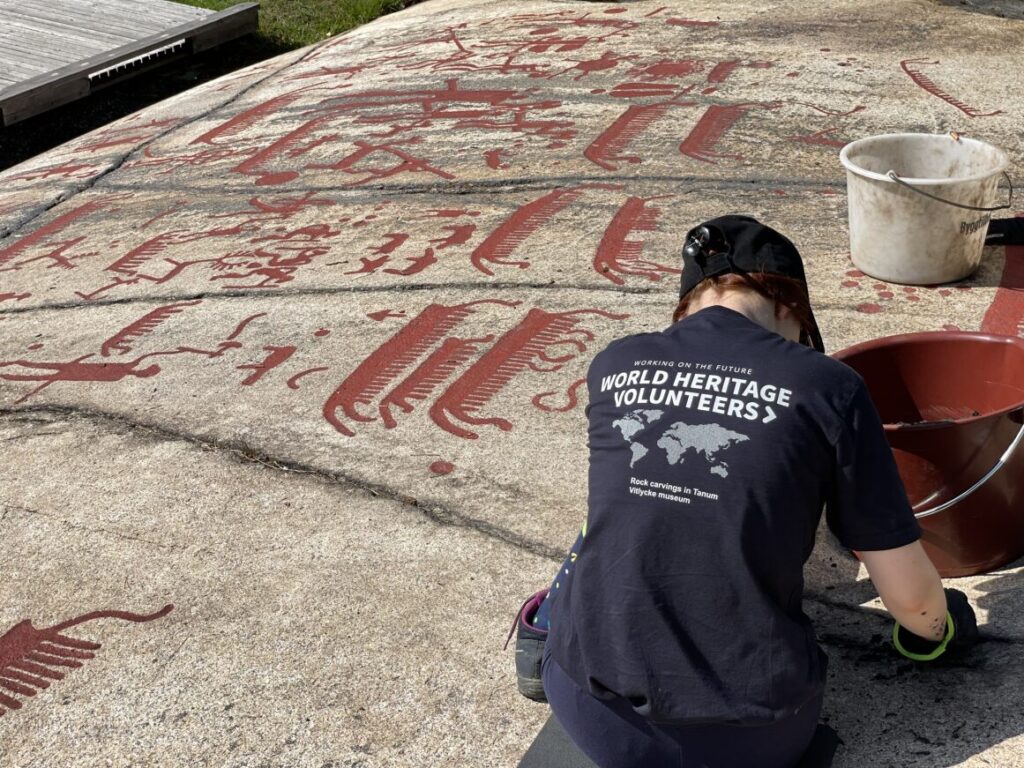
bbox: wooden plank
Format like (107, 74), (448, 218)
(0, 35), (93, 67)
(0, 3), (259, 125)
(1, 17), (137, 53)
(75, 0), (208, 27)
(0, 8), (156, 44)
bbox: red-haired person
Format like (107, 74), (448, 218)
(509, 216), (978, 768)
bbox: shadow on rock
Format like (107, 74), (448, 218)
(806, 555), (1024, 767)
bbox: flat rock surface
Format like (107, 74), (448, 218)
(1, 0), (1022, 766)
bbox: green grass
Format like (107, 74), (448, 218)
(174, 0), (414, 48)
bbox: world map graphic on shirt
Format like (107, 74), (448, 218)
(612, 410), (749, 477)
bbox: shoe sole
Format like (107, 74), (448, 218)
(517, 674), (547, 702)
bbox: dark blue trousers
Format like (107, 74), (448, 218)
(542, 648), (822, 768)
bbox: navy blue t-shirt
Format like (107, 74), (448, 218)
(548, 306), (921, 725)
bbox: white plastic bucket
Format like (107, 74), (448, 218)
(839, 133), (1011, 285)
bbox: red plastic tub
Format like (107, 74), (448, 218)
(834, 331), (1024, 577)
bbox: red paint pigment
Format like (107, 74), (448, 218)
(586, 100), (689, 170)
(638, 60), (703, 79)
(900, 58), (1003, 117)
(680, 103), (777, 164)
(981, 243), (1024, 335)
(0, 200), (111, 269)
(322, 302), (628, 439)
(367, 310), (407, 321)
(101, 301), (202, 357)
(0, 605), (172, 717)
(323, 299), (519, 437)
(314, 328), (331, 337)
(426, 307), (629, 439)
(369, 233), (410, 256)
(857, 303), (883, 314)
(593, 196), (679, 285)
(237, 346), (297, 385)
(471, 188), (588, 274)
(287, 367), (329, 390)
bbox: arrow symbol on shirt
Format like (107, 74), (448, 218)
(763, 405), (777, 424)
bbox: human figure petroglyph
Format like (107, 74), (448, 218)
(0, 303), (262, 404)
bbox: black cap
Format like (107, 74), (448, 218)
(679, 215), (825, 352)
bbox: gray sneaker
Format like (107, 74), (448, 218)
(504, 590), (549, 702)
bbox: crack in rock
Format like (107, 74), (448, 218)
(0, 404), (564, 563)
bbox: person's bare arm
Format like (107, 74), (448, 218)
(856, 541), (947, 641)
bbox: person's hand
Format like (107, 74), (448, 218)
(893, 588), (979, 661)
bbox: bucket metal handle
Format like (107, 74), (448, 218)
(914, 414), (1024, 519)
(886, 170), (1014, 213)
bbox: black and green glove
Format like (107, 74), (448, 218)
(893, 588), (980, 662)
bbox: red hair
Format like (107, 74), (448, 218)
(672, 272), (818, 342)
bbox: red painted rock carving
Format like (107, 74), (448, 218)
(379, 334), (495, 428)
(593, 195), (680, 284)
(428, 307), (629, 439)
(609, 82), (683, 99)
(73, 118), (180, 153)
(585, 88), (696, 171)
(900, 59), (1003, 117)
(190, 78), (577, 185)
(532, 377), (588, 413)
(547, 51), (638, 81)
(472, 188), (587, 274)
(430, 224), (477, 251)
(429, 460), (455, 475)
(212, 192), (337, 223)
(788, 126), (847, 148)
(471, 185), (620, 275)
(226, 313), (268, 341)
(367, 310), (407, 321)
(1, 303), (258, 404)
(0, 199), (117, 271)
(323, 299), (520, 435)
(191, 89), (319, 147)
(632, 59), (705, 80)
(287, 366), (330, 390)
(6, 162), (105, 183)
(679, 102), (780, 164)
(140, 200), (191, 230)
(369, 233), (410, 256)
(78, 224), (249, 301)
(100, 300), (203, 357)
(787, 101), (864, 116)
(706, 60), (743, 83)
(0, 605), (173, 717)
(237, 346), (298, 385)
(309, 138), (455, 187)
(981, 243), (1024, 336)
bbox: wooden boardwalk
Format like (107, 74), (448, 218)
(0, 0), (258, 126)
